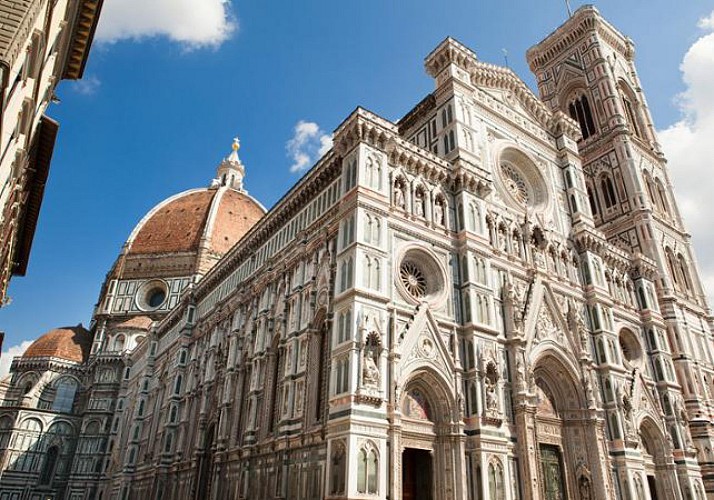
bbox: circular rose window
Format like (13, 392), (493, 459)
(496, 148), (548, 211)
(137, 280), (168, 311)
(396, 247), (447, 306)
(400, 261), (427, 298)
(501, 162), (530, 205)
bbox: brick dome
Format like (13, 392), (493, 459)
(22, 325), (92, 363)
(126, 187), (265, 256)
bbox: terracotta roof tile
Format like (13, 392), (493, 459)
(211, 189), (265, 254)
(114, 316), (153, 330)
(129, 190), (215, 254)
(22, 325), (92, 363)
(128, 188), (265, 257)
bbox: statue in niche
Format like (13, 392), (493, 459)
(362, 351), (380, 387)
(414, 190), (425, 217)
(485, 381), (498, 411)
(620, 387), (637, 439)
(434, 198), (445, 225)
(503, 279), (524, 334)
(394, 181), (406, 209)
(362, 332), (381, 390)
(583, 373), (595, 408)
(578, 473), (592, 500)
(484, 363), (500, 415)
(677, 397), (695, 449)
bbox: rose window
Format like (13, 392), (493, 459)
(500, 162), (529, 205)
(400, 261), (427, 298)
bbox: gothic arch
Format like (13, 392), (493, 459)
(401, 367), (457, 424)
(618, 80), (648, 141)
(638, 416), (675, 499)
(561, 84), (597, 140)
(531, 349), (586, 412)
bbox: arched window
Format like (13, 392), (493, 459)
(568, 93), (597, 140)
(665, 248), (679, 289)
(39, 446), (59, 484)
(315, 322), (328, 423)
(677, 254), (692, 292)
(468, 203), (477, 232)
(587, 186), (599, 216)
(488, 459), (504, 500)
(267, 342), (281, 432)
(372, 258), (381, 291)
(357, 446), (379, 494)
(619, 81), (646, 140)
(0, 416), (13, 449)
(655, 179), (670, 215)
(52, 378), (78, 413)
(600, 176), (617, 209)
(645, 175), (657, 207)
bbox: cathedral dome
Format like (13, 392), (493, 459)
(22, 325), (92, 363)
(126, 187), (265, 257)
(111, 139), (266, 279)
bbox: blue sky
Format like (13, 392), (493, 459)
(2, 0), (714, 367)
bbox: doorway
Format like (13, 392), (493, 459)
(402, 448), (433, 500)
(540, 445), (566, 500)
(646, 475), (658, 500)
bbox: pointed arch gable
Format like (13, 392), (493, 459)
(397, 305), (457, 384)
(524, 279), (580, 365)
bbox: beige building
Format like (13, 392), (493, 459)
(1, 6), (714, 500)
(0, 0), (104, 305)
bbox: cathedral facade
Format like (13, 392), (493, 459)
(1, 6), (714, 500)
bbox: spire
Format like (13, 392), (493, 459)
(212, 137), (246, 191)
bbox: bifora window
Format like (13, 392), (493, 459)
(568, 93), (597, 140)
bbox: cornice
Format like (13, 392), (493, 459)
(527, 5), (633, 71)
(424, 37), (479, 79)
(63, 0), (104, 79)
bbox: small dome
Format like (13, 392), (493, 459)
(22, 325), (92, 363)
(126, 187), (265, 257)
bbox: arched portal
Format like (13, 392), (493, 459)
(639, 418), (671, 500)
(522, 350), (606, 500)
(396, 368), (464, 500)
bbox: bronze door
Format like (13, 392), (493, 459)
(402, 448), (433, 500)
(541, 445), (566, 500)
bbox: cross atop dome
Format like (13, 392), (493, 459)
(213, 136), (246, 191)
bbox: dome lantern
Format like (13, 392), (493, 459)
(213, 137), (246, 191)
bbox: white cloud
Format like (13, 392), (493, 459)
(96, 0), (236, 49)
(659, 10), (714, 304)
(698, 11), (714, 31)
(71, 75), (101, 95)
(0, 340), (33, 378)
(286, 120), (333, 173)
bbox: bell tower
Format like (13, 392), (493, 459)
(529, 6), (714, 496)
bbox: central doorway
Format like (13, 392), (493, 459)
(646, 475), (659, 500)
(402, 448), (433, 500)
(540, 445), (566, 500)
